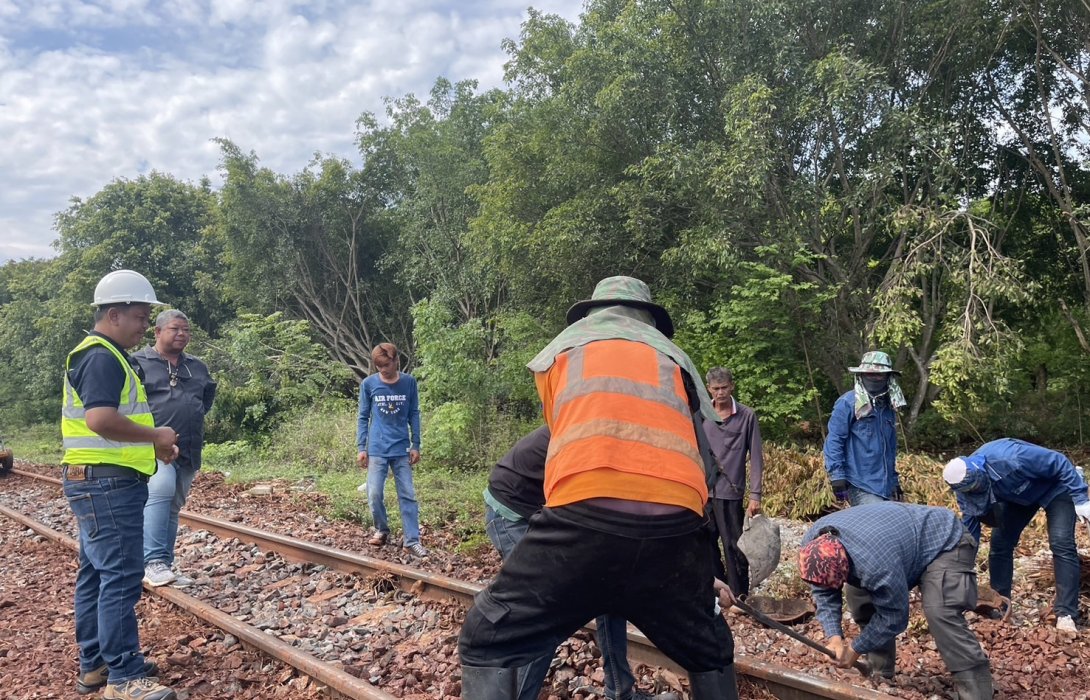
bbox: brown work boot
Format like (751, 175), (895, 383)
(368, 530), (388, 546)
(77, 662), (158, 695)
(103, 676), (176, 700)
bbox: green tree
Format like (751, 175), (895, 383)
(357, 79), (508, 323)
(198, 312), (354, 441)
(0, 173), (222, 423)
(215, 140), (409, 377)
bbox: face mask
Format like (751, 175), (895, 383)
(861, 376), (889, 396)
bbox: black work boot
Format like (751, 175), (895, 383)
(460, 665), (519, 700)
(953, 666), (994, 700)
(865, 645), (896, 679)
(688, 664), (739, 700)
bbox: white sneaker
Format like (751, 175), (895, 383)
(143, 560), (176, 587)
(1057, 615), (1077, 633)
(356, 483), (367, 492)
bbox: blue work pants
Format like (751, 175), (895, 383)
(989, 496), (1079, 617)
(366, 455), (421, 546)
(64, 474), (150, 683)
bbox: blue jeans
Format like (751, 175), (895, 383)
(484, 506), (635, 700)
(143, 460), (197, 566)
(848, 487), (887, 507)
(64, 475), (150, 683)
(367, 455), (421, 546)
(990, 496), (1079, 617)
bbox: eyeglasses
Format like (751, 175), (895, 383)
(167, 361), (193, 387)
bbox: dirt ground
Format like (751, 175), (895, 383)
(4, 463), (1090, 699)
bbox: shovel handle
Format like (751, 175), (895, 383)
(733, 598), (872, 677)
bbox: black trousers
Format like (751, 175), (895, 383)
(459, 505), (734, 675)
(709, 498), (749, 597)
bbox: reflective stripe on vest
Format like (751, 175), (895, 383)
(61, 334), (157, 474)
(543, 339), (706, 503)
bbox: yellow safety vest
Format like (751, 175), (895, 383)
(61, 335), (157, 473)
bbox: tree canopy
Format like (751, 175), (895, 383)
(2, 0), (1088, 452)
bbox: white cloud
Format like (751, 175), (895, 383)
(0, 0), (584, 262)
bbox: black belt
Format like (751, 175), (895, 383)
(62, 464), (149, 482)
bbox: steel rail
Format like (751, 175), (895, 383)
(9, 468), (893, 700)
(0, 501), (396, 700)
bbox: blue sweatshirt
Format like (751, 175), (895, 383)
(356, 372), (421, 458)
(823, 390), (898, 498)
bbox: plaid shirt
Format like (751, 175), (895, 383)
(801, 503), (964, 653)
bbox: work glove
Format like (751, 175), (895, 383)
(1075, 501), (1090, 523)
(831, 480), (850, 502)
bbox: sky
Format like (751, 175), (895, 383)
(0, 0), (585, 262)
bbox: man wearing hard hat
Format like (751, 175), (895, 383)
(62, 270), (179, 700)
(944, 438), (1090, 635)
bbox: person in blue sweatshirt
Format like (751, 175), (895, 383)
(944, 438), (1090, 633)
(356, 342), (426, 557)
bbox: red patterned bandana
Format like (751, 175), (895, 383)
(798, 534), (849, 588)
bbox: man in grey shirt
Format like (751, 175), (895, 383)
(702, 367), (764, 597)
(131, 310), (216, 587)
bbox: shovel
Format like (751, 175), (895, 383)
(732, 596), (872, 677)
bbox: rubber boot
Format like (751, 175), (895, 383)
(866, 644), (896, 679)
(460, 665), (519, 700)
(688, 665), (739, 700)
(952, 666), (994, 700)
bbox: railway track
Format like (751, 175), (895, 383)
(4, 467), (892, 700)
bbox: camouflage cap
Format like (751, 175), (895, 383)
(848, 350), (900, 375)
(565, 276), (674, 338)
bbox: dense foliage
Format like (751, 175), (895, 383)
(2, 0), (1088, 458)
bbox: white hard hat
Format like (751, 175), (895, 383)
(92, 270), (162, 307)
(943, 458), (968, 486)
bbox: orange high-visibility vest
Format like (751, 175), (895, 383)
(536, 339), (707, 514)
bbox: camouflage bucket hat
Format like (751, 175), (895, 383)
(848, 350), (901, 375)
(565, 276), (674, 337)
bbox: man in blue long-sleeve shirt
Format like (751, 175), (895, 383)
(356, 342), (426, 557)
(944, 438), (1090, 634)
(822, 351), (905, 505)
(798, 503), (992, 699)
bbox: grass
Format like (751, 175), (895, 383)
(201, 406), (492, 553)
(1, 423), (63, 465)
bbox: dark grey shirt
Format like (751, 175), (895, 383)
(131, 346), (216, 471)
(702, 400), (764, 500)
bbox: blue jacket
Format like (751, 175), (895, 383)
(823, 391), (898, 498)
(957, 438), (1089, 540)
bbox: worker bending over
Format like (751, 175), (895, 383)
(799, 503), (992, 699)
